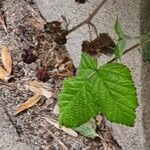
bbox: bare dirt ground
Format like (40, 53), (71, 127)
(0, 0), (121, 149)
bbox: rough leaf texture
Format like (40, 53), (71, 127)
(77, 53), (97, 77)
(59, 53), (138, 127)
(93, 63), (138, 126)
(114, 18), (125, 59)
(59, 77), (99, 127)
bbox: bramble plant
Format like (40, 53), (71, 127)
(58, 18), (138, 128)
(58, 0), (150, 129)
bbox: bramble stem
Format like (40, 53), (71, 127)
(108, 38), (150, 63)
(67, 0), (108, 35)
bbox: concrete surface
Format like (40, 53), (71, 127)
(140, 1), (150, 150)
(0, 106), (32, 150)
(35, 0), (150, 150)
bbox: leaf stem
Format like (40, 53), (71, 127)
(108, 38), (150, 63)
(66, 0), (108, 35)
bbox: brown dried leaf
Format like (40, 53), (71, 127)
(15, 94), (42, 115)
(24, 80), (52, 98)
(0, 66), (9, 80)
(81, 33), (115, 56)
(1, 45), (12, 75)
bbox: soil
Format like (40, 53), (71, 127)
(0, 0), (121, 149)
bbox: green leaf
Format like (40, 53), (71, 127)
(59, 77), (99, 127)
(59, 53), (138, 127)
(114, 17), (125, 60)
(93, 63), (138, 126)
(114, 17), (124, 39)
(74, 119), (99, 139)
(142, 42), (150, 62)
(77, 53), (97, 77)
(114, 39), (125, 59)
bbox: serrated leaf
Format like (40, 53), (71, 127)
(59, 53), (138, 127)
(114, 17), (124, 39)
(77, 53), (97, 77)
(114, 39), (125, 59)
(93, 63), (138, 126)
(59, 77), (99, 127)
(74, 119), (99, 139)
(114, 18), (125, 60)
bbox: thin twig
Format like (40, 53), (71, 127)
(86, 39), (150, 80)
(108, 39), (150, 63)
(67, 0), (108, 35)
(88, 22), (99, 38)
(43, 127), (69, 150)
(2, 106), (23, 137)
(43, 116), (78, 137)
(0, 11), (7, 33)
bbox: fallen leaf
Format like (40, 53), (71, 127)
(15, 94), (42, 115)
(44, 117), (78, 137)
(74, 119), (100, 139)
(1, 45), (12, 75)
(24, 80), (52, 98)
(0, 66), (9, 80)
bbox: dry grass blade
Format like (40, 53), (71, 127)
(43, 127), (69, 150)
(44, 117), (78, 137)
(99, 133), (112, 150)
(0, 66), (8, 80)
(0, 11), (7, 33)
(15, 94), (42, 115)
(24, 80), (52, 98)
(1, 45), (12, 75)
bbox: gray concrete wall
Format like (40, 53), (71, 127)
(35, 0), (149, 149)
(140, 1), (150, 149)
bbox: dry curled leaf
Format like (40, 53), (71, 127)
(44, 117), (78, 137)
(0, 66), (9, 80)
(1, 45), (12, 75)
(24, 80), (52, 98)
(82, 33), (115, 56)
(15, 94), (42, 115)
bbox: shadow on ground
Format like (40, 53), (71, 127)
(140, 0), (150, 149)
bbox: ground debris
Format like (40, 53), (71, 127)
(24, 79), (52, 98)
(82, 33), (115, 56)
(0, 45), (12, 81)
(0, 0), (121, 149)
(15, 94), (42, 115)
(0, 11), (7, 33)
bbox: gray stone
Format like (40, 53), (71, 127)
(35, 0), (149, 150)
(0, 106), (32, 150)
